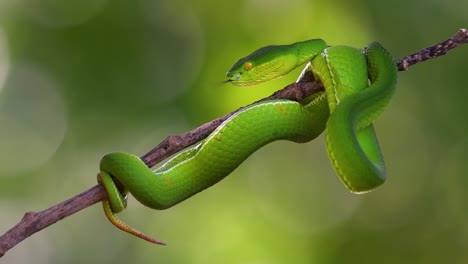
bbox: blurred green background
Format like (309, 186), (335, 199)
(0, 0), (467, 263)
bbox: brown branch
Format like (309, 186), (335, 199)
(1, 28), (467, 258)
(396, 28), (468, 70)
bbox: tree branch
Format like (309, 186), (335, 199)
(1, 28), (467, 258)
(396, 28), (468, 70)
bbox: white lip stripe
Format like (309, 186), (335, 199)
(323, 49), (340, 105)
(296, 61), (311, 83)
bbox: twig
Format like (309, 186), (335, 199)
(1, 28), (467, 258)
(396, 28), (468, 70)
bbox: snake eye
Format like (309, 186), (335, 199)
(243, 62), (253, 71)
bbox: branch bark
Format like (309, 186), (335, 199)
(1, 28), (467, 258)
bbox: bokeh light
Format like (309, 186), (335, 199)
(247, 141), (360, 234)
(0, 64), (67, 176)
(0, 28), (9, 95)
(136, 0), (205, 104)
(20, 0), (108, 29)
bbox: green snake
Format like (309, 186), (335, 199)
(97, 39), (398, 244)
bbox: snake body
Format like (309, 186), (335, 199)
(97, 40), (398, 244)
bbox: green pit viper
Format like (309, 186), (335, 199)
(97, 39), (398, 244)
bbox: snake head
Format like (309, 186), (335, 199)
(225, 39), (327, 86)
(225, 44), (299, 86)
